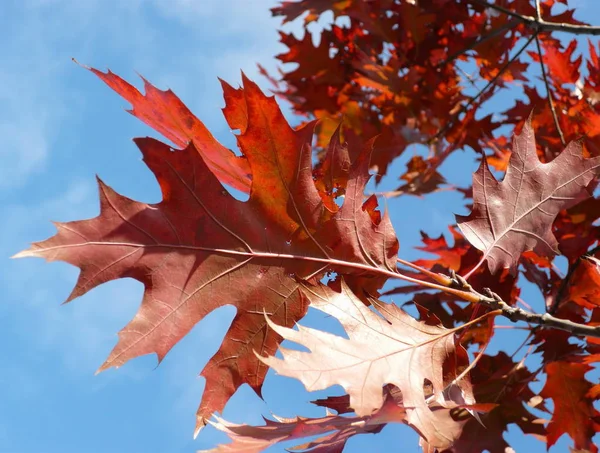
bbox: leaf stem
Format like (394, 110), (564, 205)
(24, 240), (600, 338)
(396, 257), (454, 286)
(430, 32), (536, 146)
(440, 18), (520, 67)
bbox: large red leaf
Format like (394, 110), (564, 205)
(15, 73), (399, 432)
(457, 119), (600, 276)
(260, 280), (474, 449)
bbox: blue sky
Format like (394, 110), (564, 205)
(1, 0), (598, 452)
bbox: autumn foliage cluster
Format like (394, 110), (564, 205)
(15, 0), (600, 451)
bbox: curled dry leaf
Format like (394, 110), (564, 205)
(14, 72), (398, 433)
(457, 118), (600, 276)
(259, 280), (474, 449)
(200, 389), (406, 453)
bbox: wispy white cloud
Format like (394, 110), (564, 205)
(0, 0), (151, 189)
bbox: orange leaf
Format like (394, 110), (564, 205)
(541, 361), (600, 452)
(567, 256), (600, 309)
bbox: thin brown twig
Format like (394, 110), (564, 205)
(430, 32), (536, 146)
(495, 325), (531, 330)
(468, 0), (600, 36)
(400, 266), (600, 339)
(456, 65), (479, 90)
(534, 0), (542, 21)
(396, 257), (454, 286)
(516, 296), (534, 312)
(447, 312), (496, 389)
(371, 185), (457, 198)
(534, 33), (566, 146)
(441, 18), (520, 66)
(510, 331), (535, 359)
(462, 32), (536, 134)
(469, 0), (526, 22)
(480, 287), (600, 338)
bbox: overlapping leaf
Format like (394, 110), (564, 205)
(457, 119), (600, 275)
(566, 256), (600, 309)
(260, 280), (474, 449)
(541, 361), (600, 452)
(201, 389), (406, 453)
(88, 66), (251, 193)
(15, 73), (398, 432)
(444, 352), (546, 453)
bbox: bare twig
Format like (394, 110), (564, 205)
(441, 18), (520, 66)
(468, 0), (600, 36)
(456, 65), (479, 90)
(396, 258), (454, 286)
(534, 33), (566, 146)
(469, 0), (526, 22)
(419, 266), (600, 339)
(480, 288), (600, 338)
(534, 0), (542, 21)
(430, 33), (536, 145)
(371, 185), (456, 198)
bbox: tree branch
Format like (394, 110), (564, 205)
(534, 33), (566, 146)
(444, 271), (600, 338)
(479, 288), (600, 338)
(430, 32), (535, 145)
(468, 0), (600, 36)
(441, 17), (520, 66)
(390, 261), (600, 339)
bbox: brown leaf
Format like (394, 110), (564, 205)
(260, 280), (474, 449)
(457, 118), (600, 276)
(200, 390), (405, 453)
(444, 352), (547, 452)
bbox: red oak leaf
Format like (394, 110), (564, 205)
(15, 73), (398, 433)
(260, 280), (474, 449)
(396, 155), (447, 196)
(542, 39), (582, 86)
(414, 226), (467, 272)
(457, 118), (600, 276)
(566, 256), (600, 309)
(87, 66), (251, 193)
(541, 361), (600, 452)
(444, 352), (547, 453)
